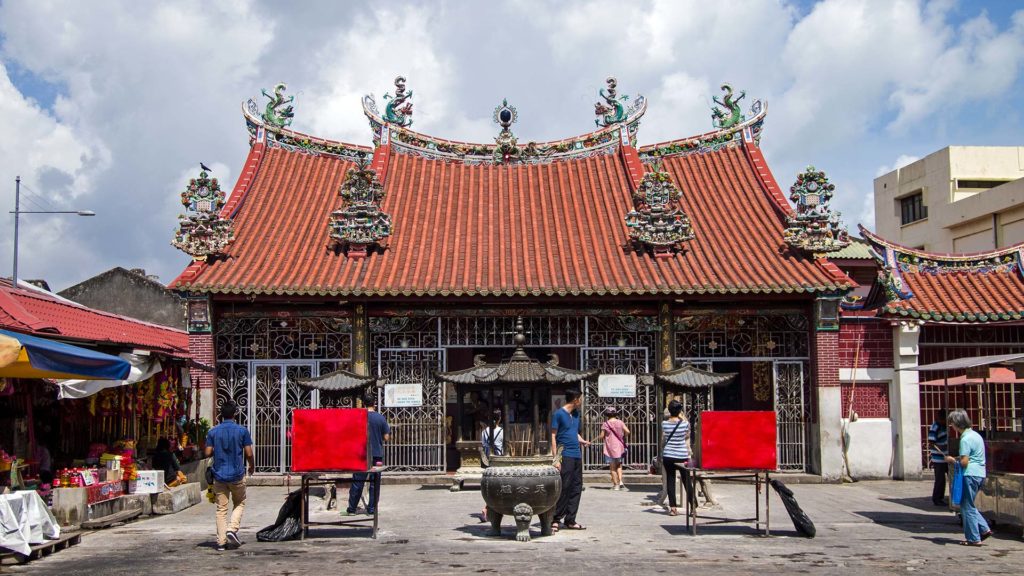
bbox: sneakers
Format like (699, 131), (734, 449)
(226, 531), (243, 548)
(612, 485), (620, 491)
(342, 509), (356, 516)
(619, 484), (629, 491)
(215, 544), (227, 552)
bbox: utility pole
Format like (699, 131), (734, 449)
(12, 176), (20, 288)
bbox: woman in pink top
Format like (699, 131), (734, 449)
(597, 406), (631, 490)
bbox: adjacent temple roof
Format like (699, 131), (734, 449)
(0, 279), (189, 356)
(171, 80), (853, 298)
(860, 227), (1024, 323)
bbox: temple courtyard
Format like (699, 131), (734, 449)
(8, 479), (1022, 575)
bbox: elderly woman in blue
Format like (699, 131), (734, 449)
(944, 409), (992, 546)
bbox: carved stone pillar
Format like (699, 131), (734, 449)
(352, 304), (369, 376)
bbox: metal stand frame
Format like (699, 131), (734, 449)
(679, 465), (771, 536)
(300, 469), (385, 539)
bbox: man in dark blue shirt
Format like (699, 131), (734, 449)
(550, 389), (591, 530)
(346, 394), (391, 515)
(203, 401), (254, 551)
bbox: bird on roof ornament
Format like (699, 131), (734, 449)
(782, 166), (850, 253)
(382, 75), (413, 127)
(711, 83), (746, 129)
(172, 166), (234, 261)
(261, 83), (295, 128)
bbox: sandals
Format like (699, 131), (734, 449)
(981, 531), (993, 541)
(958, 540), (982, 547)
(563, 523), (587, 530)
(668, 509), (679, 517)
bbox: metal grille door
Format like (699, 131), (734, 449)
(252, 365), (283, 473)
(377, 348), (446, 472)
(773, 361), (807, 471)
(581, 347), (655, 472)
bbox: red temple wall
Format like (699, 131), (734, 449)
(838, 319), (893, 369)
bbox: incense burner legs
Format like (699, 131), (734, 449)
(480, 456), (561, 542)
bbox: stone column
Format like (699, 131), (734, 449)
(890, 321), (923, 480)
(352, 304), (369, 377)
(812, 329), (844, 480)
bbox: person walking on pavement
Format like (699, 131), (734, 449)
(551, 389), (591, 531)
(944, 409), (992, 546)
(661, 400), (691, 517)
(204, 400), (254, 551)
(928, 408), (948, 506)
(345, 394), (391, 516)
(480, 409), (504, 522)
(597, 406), (630, 491)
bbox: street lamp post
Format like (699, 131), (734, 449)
(11, 175), (95, 287)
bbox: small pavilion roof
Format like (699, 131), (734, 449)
(645, 364), (738, 389)
(296, 368), (376, 391)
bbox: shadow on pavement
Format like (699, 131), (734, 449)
(852, 510), (960, 534)
(880, 495), (951, 513)
(660, 523), (801, 537)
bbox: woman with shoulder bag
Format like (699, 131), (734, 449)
(661, 400), (690, 516)
(480, 410), (504, 522)
(597, 406), (630, 490)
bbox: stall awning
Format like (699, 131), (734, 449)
(57, 353), (163, 399)
(0, 329), (131, 380)
(900, 353), (1024, 372)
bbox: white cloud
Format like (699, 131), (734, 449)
(1, 0), (1023, 289)
(876, 154), (921, 178)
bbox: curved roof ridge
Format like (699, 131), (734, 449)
(638, 101), (768, 159)
(242, 101), (373, 159)
(860, 225), (1024, 262)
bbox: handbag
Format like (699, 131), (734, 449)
(649, 420), (683, 474)
(950, 461), (964, 506)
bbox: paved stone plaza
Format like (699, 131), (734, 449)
(9, 480), (1023, 575)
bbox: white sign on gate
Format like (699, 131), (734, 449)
(598, 374), (636, 398)
(384, 383), (423, 407)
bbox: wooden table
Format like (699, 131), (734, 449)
(675, 464), (771, 536)
(299, 468), (385, 540)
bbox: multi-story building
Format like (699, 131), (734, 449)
(874, 146), (1024, 252)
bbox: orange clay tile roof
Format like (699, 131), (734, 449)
(171, 133), (851, 297)
(860, 227), (1024, 323)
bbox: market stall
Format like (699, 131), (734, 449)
(909, 353), (1024, 537)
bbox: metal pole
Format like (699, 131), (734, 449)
(13, 176), (20, 287)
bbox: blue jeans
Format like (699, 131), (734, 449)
(347, 458), (383, 514)
(961, 475), (990, 543)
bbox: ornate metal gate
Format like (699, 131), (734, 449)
(774, 361), (807, 471)
(377, 348), (446, 472)
(581, 347), (654, 472)
(250, 363), (315, 473)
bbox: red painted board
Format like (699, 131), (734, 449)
(700, 411), (777, 470)
(291, 408), (369, 472)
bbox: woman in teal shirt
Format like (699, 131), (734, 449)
(944, 409), (992, 546)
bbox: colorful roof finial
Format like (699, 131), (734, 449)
(782, 166), (850, 253)
(261, 83), (295, 128)
(493, 99), (521, 163)
(328, 155), (393, 258)
(624, 162), (695, 257)
(382, 75), (413, 127)
(711, 83), (745, 129)
(594, 77), (630, 127)
(172, 166), (234, 261)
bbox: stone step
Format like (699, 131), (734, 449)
(81, 507), (142, 530)
(153, 482), (201, 514)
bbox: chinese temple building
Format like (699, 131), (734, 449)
(172, 78), (866, 477)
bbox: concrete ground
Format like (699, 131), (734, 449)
(8, 479), (1023, 575)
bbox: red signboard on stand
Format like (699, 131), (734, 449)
(291, 408), (369, 472)
(700, 411), (777, 470)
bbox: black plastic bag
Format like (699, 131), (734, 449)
(770, 479), (815, 538)
(257, 490), (303, 542)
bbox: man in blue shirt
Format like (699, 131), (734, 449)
(550, 389), (592, 531)
(928, 409), (948, 506)
(346, 394), (391, 515)
(203, 401), (254, 551)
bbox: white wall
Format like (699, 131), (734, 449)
(842, 418), (894, 479)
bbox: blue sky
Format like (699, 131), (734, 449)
(0, 0), (1022, 290)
